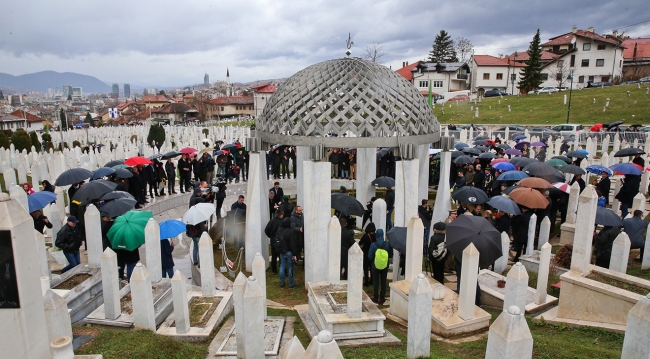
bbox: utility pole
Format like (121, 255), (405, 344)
(566, 70), (574, 124)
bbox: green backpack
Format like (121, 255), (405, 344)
(374, 242), (389, 270)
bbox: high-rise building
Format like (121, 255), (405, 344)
(62, 85), (73, 99)
(124, 83), (131, 98)
(112, 83), (119, 96)
(204, 73), (209, 86)
(0, 89), (4, 100)
(143, 88), (148, 96)
(72, 87), (83, 100)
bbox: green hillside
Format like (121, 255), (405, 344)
(434, 84), (650, 125)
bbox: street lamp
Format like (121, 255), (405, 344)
(566, 70), (574, 124)
(511, 52), (518, 95)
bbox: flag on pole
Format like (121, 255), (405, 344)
(427, 81), (433, 107)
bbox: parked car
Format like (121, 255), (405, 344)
(493, 125), (526, 140)
(551, 124), (585, 137)
(459, 124), (485, 131)
(535, 87), (560, 94)
(483, 89), (509, 97)
(640, 77), (650, 83)
(586, 81), (613, 88)
(528, 127), (559, 138)
(621, 80), (639, 85)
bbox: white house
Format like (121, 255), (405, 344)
(396, 61), (470, 100)
(539, 27), (625, 89)
(469, 55), (525, 96)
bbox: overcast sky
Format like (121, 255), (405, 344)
(1, 0), (648, 87)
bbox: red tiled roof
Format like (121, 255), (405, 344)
(419, 90), (439, 96)
(171, 98), (184, 103)
(142, 95), (169, 102)
(622, 38), (650, 59)
(151, 103), (187, 114)
(507, 51), (560, 62)
(542, 30), (622, 47)
(473, 55), (509, 66)
(10, 110), (43, 123)
(115, 102), (131, 110)
(395, 61), (420, 81)
(208, 96), (254, 105)
(251, 84), (277, 93)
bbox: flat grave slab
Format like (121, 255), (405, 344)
(49, 264), (102, 323)
(478, 269), (557, 315)
(207, 316), (293, 358)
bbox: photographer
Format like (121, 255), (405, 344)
(418, 199), (433, 249)
(214, 176), (227, 219)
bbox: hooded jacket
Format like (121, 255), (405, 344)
(368, 229), (393, 270)
(359, 222), (376, 253)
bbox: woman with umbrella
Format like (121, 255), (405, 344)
(159, 219), (185, 278)
(41, 180), (56, 193)
(108, 211), (153, 281)
(615, 174), (641, 218)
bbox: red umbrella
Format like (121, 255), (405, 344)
(124, 156), (152, 166)
(490, 158), (509, 166)
(485, 139), (496, 146)
(180, 147), (197, 154)
(590, 124), (603, 132)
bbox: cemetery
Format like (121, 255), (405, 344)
(3, 56), (650, 359)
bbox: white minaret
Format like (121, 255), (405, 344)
(226, 68), (231, 96)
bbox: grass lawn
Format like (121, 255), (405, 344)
(435, 83), (650, 125)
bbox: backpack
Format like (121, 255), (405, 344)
(430, 241), (448, 262)
(273, 234), (285, 254)
(374, 242), (389, 270)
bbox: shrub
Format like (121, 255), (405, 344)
(202, 128), (209, 137)
(72, 140), (81, 148)
(11, 129), (32, 153)
(0, 132), (9, 149)
(41, 133), (52, 142)
(30, 132), (41, 152)
(146, 124), (165, 146)
(130, 135), (138, 143)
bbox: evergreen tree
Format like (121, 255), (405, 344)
(146, 124), (165, 146)
(11, 129), (32, 153)
(518, 29), (544, 93)
(428, 30), (458, 63)
(0, 132), (9, 149)
(59, 108), (67, 131)
(84, 113), (93, 126)
(30, 131), (41, 152)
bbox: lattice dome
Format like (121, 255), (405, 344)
(256, 57), (439, 146)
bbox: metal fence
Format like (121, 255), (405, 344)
(443, 128), (647, 145)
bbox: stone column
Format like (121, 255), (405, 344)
(303, 160), (331, 287)
(199, 232), (216, 296)
(418, 144), (430, 202)
(525, 213), (537, 255)
(485, 306), (533, 359)
(535, 243), (551, 305)
(242, 276), (265, 359)
(621, 293), (650, 359)
(245, 152), (269, 271)
(144, 218), (162, 283)
(538, 217), (550, 250)
(565, 182), (581, 224)
(101, 248), (121, 320)
(50, 336), (75, 359)
(431, 151), (452, 225)
(327, 216), (341, 284)
(609, 232), (631, 273)
(43, 289), (73, 344)
(570, 185), (598, 274)
(372, 198), (387, 233)
(279, 336), (306, 359)
(233, 272), (247, 356)
(355, 147), (376, 228)
(503, 262), (528, 314)
(404, 216), (424, 283)
(407, 273), (433, 359)
(304, 330), (344, 359)
(347, 243), (363, 319)
(494, 232), (510, 274)
(642, 223), (650, 270)
(296, 146), (309, 207)
(131, 263), (156, 331)
(458, 243), (480, 320)
(252, 252), (267, 318)
(612, 178), (621, 214)
(171, 270), (190, 334)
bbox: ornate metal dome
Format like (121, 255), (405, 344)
(255, 57), (439, 147)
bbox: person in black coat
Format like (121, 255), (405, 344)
(115, 246), (140, 281)
(160, 238), (175, 278)
(41, 180), (56, 193)
(154, 160), (167, 196)
(265, 209), (284, 274)
(594, 226), (620, 268)
(340, 217), (356, 280)
(511, 207), (533, 262)
(178, 154), (192, 193)
(68, 182), (82, 217)
(279, 217), (300, 288)
(189, 188), (206, 208)
(633, 154), (645, 168)
(165, 158), (177, 194)
(596, 172), (611, 206)
(55, 216), (84, 273)
(428, 222), (448, 284)
(31, 210), (53, 234)
(271, 149), (282, 179)
(384, 187), (395, 230)
(358, 222), (376, 286)
(129, 167), (145, 206)
(362, 197), (376, 229)
(269, 182), (284, 207)
(214, 178), (227, 219)
(101, 216), (113, 251)
(418, 199), (433, 248)
(615, 174), (641, 218)
(569, 174), (585, 193)
(142, 164), (158, 198)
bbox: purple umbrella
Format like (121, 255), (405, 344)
(504, 148), (523, 156)
(531, 141), (547, 147)
(514, 141), (531, 150)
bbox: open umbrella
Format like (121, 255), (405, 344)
(561, 138), (574, 143)
(474, 146), (489, 152)
(517, 177), (553, 189)
(114, 168), (133, 178)
(509, 188), (549, 209)
(552, 155), (572, 164)
(495, 171), (528, 181)
(504, 148), (523, 156)
(182, 203), (214, 225)
(596, 207), (623, 227)
(161, 151), (182, 160)
(371, 176), (396, 188)
(91, 167), (115, 180)
(112, 164), (131, 169)
(522, 162), (558, 177)
(513, 135), (527, 141)
(107, 210), (153, 251)
(510, 157), (538, 168)
(559, 165), (586, 175)
(455, 143), (469, 150)
(27, 191), (57, 213)
(451, 151), (464, 159)
(474, 135), (489, 141)
(446, 215), (502, 269)
(331, 193), (364, 216)
(531, 141), (547, 147)
(159, 219), (187, 239)
(72, 180), (118, 204)
(473, 140), (488, 146)
(180, 147), (198, 154)
(502, 185), (522, 195)
(497, 144), (511, 150)
(514, 141), (531, 150)
(611, 163), (643, 175)
(101, 191), (135, 201)
(552, 182), (571, 194)
(99, 198), (137, 218)
(586, 165), (613, 176)
(221, 143), (238, 151)
(490, 158), (509, 166)
(566, 151), (587, 159)
(591, 124), (603, 132)
(614, 148), (645, 157)
(105, 160), (124, 168)
(54, 168), (92, 186)
(608, 121), (624, 129)
(454, 155), (474, 165)
(386, 227), (407, 255)
(493, 162), (516, 171)
(478, 152), (496, 160)
(452, 186), (488, 204)
(546, 159), (568, 168)
(486, 196), (521, 215)
(148, 153), (163, 160)
(124, 156), (152, 166)
(462, 148), (481, 156)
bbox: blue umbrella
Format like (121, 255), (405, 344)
(92, 167), (116, 179)
(159, 219), (186, 239)
(611, 163), (643, 175)
(486, 196), (522, 215)
(496, 171), (529, 181)
(586, 165), (613, 176)
(28, 191), (57, 213)
(493, 162), (517, 172)
(454, 143), (469, 150)
(513, 135), (527, 141)
(577, 149), (589, 156)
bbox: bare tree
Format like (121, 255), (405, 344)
(455, 37), (474, 63)
(549, 60), (571, 88)
(363, 43), (388, 63)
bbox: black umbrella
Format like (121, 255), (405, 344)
(502, 185), (522, 195)
(473, 140), (488, 146)
(161, 151), (182, 160)
(510, 157), (538, 168)
(221, 143), (238, 151)
(272, 144), (289, 152)
(497, 144), (511, 149)
(101, 191), (135, 201)
(99, 198), (137, 218)
(561, 138), (574, 143)
(114, 168), (133, 178)
(608, 120), (624, 129)
(386, 226), (407, 255)
(452, 187), (488, 204)
(331, 193), (364, 216)
(371, 176), (395, 188)
(474, 146), (489, 152)
(559, 165), (586, 175)
(595, 207), (623, 227)
(614, 148), (646, 157)
(478, 152), (496, 160)
(522, 162), (558, 177)
(454, 155), (474, 165)
(376, 147), (391, 160)
(105, 160), (125, 168)
(566, 151), (587, 159)
(486, 196), (521, 215)
(91, 167), (115, 180)
(54, 168), (93, 186)
(72, 180), (118, 204)
(552, 155), (573, 164)
(446, 215), (502, 269)
(451, 151), (464, 159)
(462, 148), (481, 156)
(148, 153), (163, 160)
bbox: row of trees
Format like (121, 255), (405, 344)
(428, 30), (474, 63)
(0, 129), (52, 153)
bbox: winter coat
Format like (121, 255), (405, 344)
(340, 226), (356, 264)
(235, 154), (247, 167)
(418, 205), (433, 230)
(511, 211), (534, 243)
(359, 222), (376, 254)
(329, 152), (340, 164)
(33, 213), (53, 234)
(593, 226), (620, 259)
(192, 159), (202, 175)
(165, 161), (176, 176)
(155, 163), (167, 181)
(55, 224), (84, 253)
(114, 248), (140, 264)
(160, 239), (174, 268)
(597, 177), (611, 203)
(615, 175), (641, 206)
(368, 229), (393, 270)
(384, 189), (395, 211)
(101, 220), (113, 251)
(427, 223), (447, 260)
(282, 217), (301, 255)
(178, 158), (192, 173)
(264, 215), (283, 241)
(270, 187), (284, 204)
(623, 216), (649, 249)
(290, 211), (304, 239)
(200, 155), (215, 173)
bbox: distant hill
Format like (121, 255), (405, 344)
(0, 71), (111, 93)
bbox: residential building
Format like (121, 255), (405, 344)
(204, 95), (254, 119)
(622, 37), (650, 80)
(151, 103), (188, 125)
(539, 27), (625, 89)
(251, 83), (277, 117)
(469, 55), (524, 95)
(7, 109), (45, 131)
(124, 83), (131, 98)
(409, 62), (470, 98)
(140, 95), (169, 109)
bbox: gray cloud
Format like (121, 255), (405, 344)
(0, 0), (647, 86)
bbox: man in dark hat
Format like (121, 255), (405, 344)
(55, 216), (84, 273)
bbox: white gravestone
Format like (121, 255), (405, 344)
(242, 276), (265, 359)
(642, 223), (650, 270)
(100, 248), (121, 320)
(404, 216), (424, 283)
(84, 204), (103, 269)
(570, 186), (598, 274)
(538, 217), (551, 250)
(372, 198), (387, 233)
(407, 273), (433, 358)
(171, 270), (190, 334)
(609, 232), (631, 274)
(304, 330), (344, 359)
(621, 293), (650, 359)
(131, 263), (156, 331)
(485, 306), (533, 359)
(144, 218), (162, 283)
(233, 272), (247, 356)
(43, 289), (73, 345)
(279, 336), (306, 359)
(458, 243), (480, 320)
(566, 182), (581, 224)
(535, 243), (552, 305)
(525, 213), (537, 255)
(327, 216), (341, 284)
(347, 242), (363, 319)
(303, 160), (331, 287)
(494, 232), (510, 274)
(503, 262), (529, 314)
(252, 252), (267, 318)
(199, 232), (216, 296)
